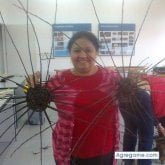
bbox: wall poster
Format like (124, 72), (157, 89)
(52, 24), (91, 57)
(98, 23), (135, 56)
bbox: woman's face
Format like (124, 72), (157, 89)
(70, 37), (97, 75)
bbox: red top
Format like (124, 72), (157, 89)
(145, 75), (165, 118)
(47, 67), (120, 164)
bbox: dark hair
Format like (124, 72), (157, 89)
(67, 31), (99, 52)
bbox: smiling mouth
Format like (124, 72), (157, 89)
(79, 60), (88, 62)
(78, 59), (89, 64)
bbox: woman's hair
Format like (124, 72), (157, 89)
(67, 31), (99, 52)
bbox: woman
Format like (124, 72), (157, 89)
(27, 31), (120, 165)
(46, 31), (120, 165)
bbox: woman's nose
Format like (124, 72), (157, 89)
(79, 50), (88, 57)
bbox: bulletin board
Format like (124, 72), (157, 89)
(98, 23), (135, 56)
(52, 23), (91, 57)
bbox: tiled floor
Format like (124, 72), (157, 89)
(1, 109), (57, 165)
(1, 124), (55, 165)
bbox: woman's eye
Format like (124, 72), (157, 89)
(85, 49), (92, 53)
(74, 49), (81, 53)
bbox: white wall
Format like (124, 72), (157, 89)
(0, 25), (4, 74)
(0, 0), (165, 75)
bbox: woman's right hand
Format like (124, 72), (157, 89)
(26, 71), (41, 88)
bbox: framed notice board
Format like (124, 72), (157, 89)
(98, 23), (135, 56)
(52, 23), (91, 57)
